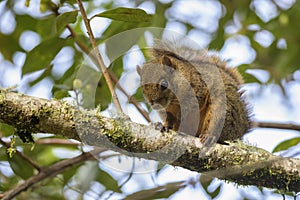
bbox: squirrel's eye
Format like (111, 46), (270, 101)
(160, 79), (168, 90)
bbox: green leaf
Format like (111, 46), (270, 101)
(8, 153), (35, 180)
(199, 175), (221, 198)
(272, 137), (300, 153)
(22, 36), (69, 75)
(108, 56), (124, 80)
(15, 14), (38, 33)
(56, 10), (78, 33)
(53, 89), (70, 99)
(94, 80), (111, 110)
(209, 183), (221, 199)
(237, 65), (263, 84)
(132, 87), (144, 102)
(94, 57), (124, 109)
(124, 181), (185, 200)
(52, 70), (75, 99)
(199, 174), (214, 192)
(52, 50), (83, 99)
(75, 161), (98, 192)
(0, 33), (22, 61)
(96, 168), (121, 193)
(0, 123), (14, 137)
(21, 138), (79, 166)
(0, 146), (8, 161)
(78, 56), (125, 110)
(36, 14), (56, 40)
(100, 19), (149, 43)
(243, 72), (263, 84)
(62, 164), (82, 185)
(28, 66), (52, 86)
(151, 1), (170, 28)
(75, 65), (102, 109)
(92, 7), (152, 23)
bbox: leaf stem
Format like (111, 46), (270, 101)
(65, 25), (151, 122)
(76, 0), (123, 113)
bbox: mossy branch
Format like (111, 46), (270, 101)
(0, 89), (299, 193)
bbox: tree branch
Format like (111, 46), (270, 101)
(1, 148), (105, 200)
(0, 89), (299, 193)
(256, 121), (300, 132)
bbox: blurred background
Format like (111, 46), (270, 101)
(0, 0), (299, 199)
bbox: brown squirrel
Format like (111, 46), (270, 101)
(138, 41), (251, 145)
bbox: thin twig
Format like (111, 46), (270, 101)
(76, 0), (123, 113)
(119, 157), (136, 188)
(65, 25), (151, 122)
(0, 138), (42, 171)
(108, 71), (151, 122)
(256, 121), (300, 132)
(104, 157), (136, 200)
(1, 148), (105, 200)
(36, 138), (82, 146)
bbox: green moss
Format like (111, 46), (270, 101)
(0, 91), (5, 102)
(203, 163), (211, 170)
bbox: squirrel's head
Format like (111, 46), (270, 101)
(138, 54), (178, 109)
(138, 46), (198, 111)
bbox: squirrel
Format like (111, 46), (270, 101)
(138, 40), (252, 145)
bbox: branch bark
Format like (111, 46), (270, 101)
(0, 89), (299, 193)
(256, 121), (300, 132)
(1, 148), (104, 200)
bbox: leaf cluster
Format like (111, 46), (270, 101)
(0, 0), (299, 199)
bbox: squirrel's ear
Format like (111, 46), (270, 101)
(136, 65), (142, 76)
(161, 56), (175, 68)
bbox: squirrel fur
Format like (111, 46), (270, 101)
(138, 41), (252, 145)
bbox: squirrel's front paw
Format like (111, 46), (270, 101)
(152, 122), (163, 131)
(152, 122), (170, 133)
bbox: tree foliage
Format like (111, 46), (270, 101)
(0, 0), (299, 199)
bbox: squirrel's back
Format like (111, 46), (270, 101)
(151, 40), (244, 86)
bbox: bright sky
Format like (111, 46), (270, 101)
(0, 0), (299, 199)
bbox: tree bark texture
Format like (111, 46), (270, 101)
(0, 89), (299, 192)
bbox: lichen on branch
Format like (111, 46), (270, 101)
(0, 89), (299, 192)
